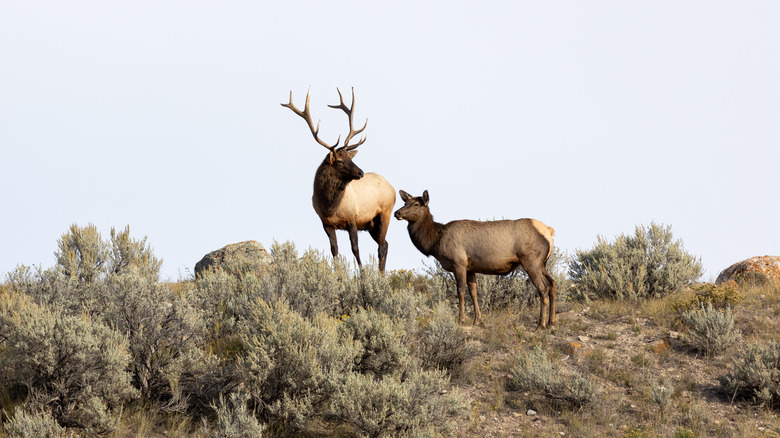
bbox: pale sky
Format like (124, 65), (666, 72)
(2, 1), (778, 281)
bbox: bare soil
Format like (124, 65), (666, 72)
(447, 292), (780, 438)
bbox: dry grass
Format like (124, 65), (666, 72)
(444, 282), (780, 438)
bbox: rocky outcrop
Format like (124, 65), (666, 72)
(715, 255), (780, 286)
(194, 240), (271, 278)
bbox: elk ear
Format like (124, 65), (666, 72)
(346, 150), (358, 159)
(422, 190), (429, 205)
(328, 151), (335, 164)
(399, 190), (412, 202)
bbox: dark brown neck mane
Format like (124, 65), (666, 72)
(405, 210), (444, 257)
(313, 159), (349, 217)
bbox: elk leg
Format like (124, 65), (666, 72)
(455, 266), (468, 324)
(546, 271), (557, 325)
(522, 259), (553, 328)
(368, 213), (390, 273)
(467, 271), (482, 326)
(323, 224), (339, 259)
(347, 222), (362, 267)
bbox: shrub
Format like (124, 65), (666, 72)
(205, 393), (265, 438)
(680, 303), (741, 356)
(236, 299), (359, 432)
(415, 302), (477, 375)
(339, 308), (413, 378)
(99, 274), (207, 407)
(673, 282), (743, 314)
(569, 222), (703, 300)
(108, 225), (162, 280)
(338, 263), (419, 320)
(2, 408), (64, 438)
(255, 242), (344, 318)
(4, 265), (86, 315)
(55, 223), (107, 283)
(328, 369), (466, 438)
(54, 223), (162, 284)
(509, 346), (596, 409)
(649, 378), (673, 416)
(0, 292), (136, 434)
(719, 341), (780, 408)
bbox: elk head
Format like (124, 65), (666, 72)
(395, 190), (431, 222)
(282, 87), (367, 183)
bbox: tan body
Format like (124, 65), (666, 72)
(434, 219), (554, 276)
(395, 190), (556, 327)
(315, 173), (395, 230)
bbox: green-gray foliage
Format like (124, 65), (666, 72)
(509, 346), (596, 409)
(237, 298), (359, 431)
(339, 263), (420, 320)
(255, 242), (345, 318)
(416, 302), (477, 375)
(569, 222), (703, 300)
(2, 408), (64, 438)
(0, 292), (136, 434)
(55, 223), (107, 283)
(719, 341), (780, 409)
(339, 308), (413, 378)
(680, 303), (741, 356)
(100, 274), (208, 407)
(108, 225), (162, 279)
(328, 369), (466, 438)
(206, 393), (265, 438)
(54, 223), (162, 283)
(649, 378), (674, 415)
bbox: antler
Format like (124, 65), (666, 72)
(328, 87), (368, 150)
(281, 87), (340, 150)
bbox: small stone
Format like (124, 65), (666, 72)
(566, 342), (583, 356)
(649, 338), (671, 355)
(527, 409), (537, 416)
(577, 335), (590, 343)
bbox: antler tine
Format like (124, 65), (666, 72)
(328, 87), (368, 150)
(281, 88), (339, 150)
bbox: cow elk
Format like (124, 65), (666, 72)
(395, 190), (557, 328)
(282, 88), (395, 272)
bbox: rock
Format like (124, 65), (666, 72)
(648, 338), (671, 355)
(527, 409), (537, 416)
(566, 342), (583, 356)
(194, 240), (271, 278)
(716, 255), (780, 286)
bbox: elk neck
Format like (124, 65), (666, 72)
(405, 210), (444, 257)
(313, 160), (349, 216)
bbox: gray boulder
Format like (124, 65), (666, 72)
(715, 255), (780, 286)
(194, 240), (271, 278)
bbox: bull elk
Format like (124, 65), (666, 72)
(282, 88), (395, 272)
(395, 190), (557, 328)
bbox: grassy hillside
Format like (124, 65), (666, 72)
(1, 225), (779, 437)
